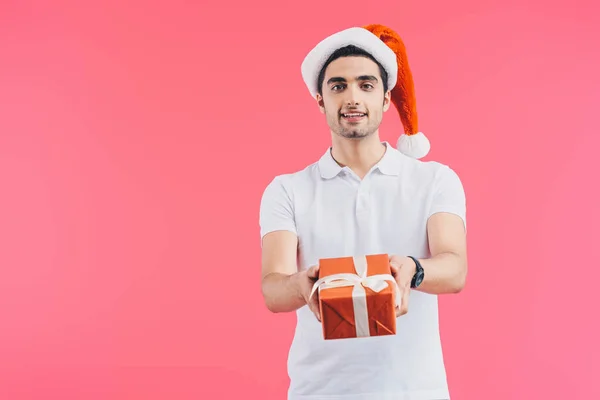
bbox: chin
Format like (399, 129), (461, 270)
(341, 131), (370, 139)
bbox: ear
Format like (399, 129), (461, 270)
(382, 90), (392, 112)
(316, 94), (325, 114)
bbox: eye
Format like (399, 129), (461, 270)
(331, 84), (345, 91)
(362, 83), (374, 89)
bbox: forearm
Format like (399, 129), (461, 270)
(416, 251), (467, 295)
(261, 272), (305, 313)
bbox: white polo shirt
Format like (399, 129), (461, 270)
(259, 142), (466, 400)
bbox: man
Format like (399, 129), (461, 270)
(259, 24), (468, 400)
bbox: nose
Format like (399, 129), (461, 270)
(343, 85), (361, 106)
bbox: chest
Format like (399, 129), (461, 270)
(293, 175), (433, 269)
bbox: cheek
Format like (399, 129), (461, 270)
(368, 103), (383, 115)
(324, 100), (338, 110)
(324, 102), (339, 115)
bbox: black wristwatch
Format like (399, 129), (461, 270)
(408, 256), (424, 288)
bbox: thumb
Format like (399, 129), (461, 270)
(307, 265), (320, 279)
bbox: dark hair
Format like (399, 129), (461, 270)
(316, 45), (389, 96)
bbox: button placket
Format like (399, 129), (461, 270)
(355, 177), (371, 237)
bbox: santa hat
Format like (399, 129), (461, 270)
(301, 24), (430, 159)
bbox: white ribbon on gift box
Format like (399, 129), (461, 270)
(309, 255), (402, 338)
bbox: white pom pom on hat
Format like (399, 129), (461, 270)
(301, 24), (431, 159)
(397, 131), (430, 159)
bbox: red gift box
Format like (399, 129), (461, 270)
(309, 254), (401, 340)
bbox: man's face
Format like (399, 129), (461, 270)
(317, 56), (391, 140)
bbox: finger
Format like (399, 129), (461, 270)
(389, 262), (399, 276)
(396, 302), (406, 317)
(401, 291), (410, 315)
(310, 302), (321, 322)
(307, 290), (321, 320)
(395, 288), (408, 316)
(395, 291), (402, 317)
(398, 301), (406, 316)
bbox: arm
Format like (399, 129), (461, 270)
(390, 165), (468, 304)
(415, 211), (467, 294)
(260, 230), (304, 313)
(417, 164), (468, 294)
(258, 176), (321, 319)
(261, 231), (321, 319)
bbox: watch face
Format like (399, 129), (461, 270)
(414, 271), (424, 287)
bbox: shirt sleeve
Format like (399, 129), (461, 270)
(259, 175), (297, 243)
(428, 165), (467, 230)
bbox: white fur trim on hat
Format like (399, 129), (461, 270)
(301, 27), (398, 98)
(397, 132), (430, 159)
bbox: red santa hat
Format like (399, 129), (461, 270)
(301, 24), (430, 159)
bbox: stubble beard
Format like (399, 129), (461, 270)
(337, 127), (371, 140)
(326, 108), (379, 140)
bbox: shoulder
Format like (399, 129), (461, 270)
(405, 153), (459, 175)
(400, 153), (464, 189)
(260, 162), (320, 203)
(258, 162), (320, 238)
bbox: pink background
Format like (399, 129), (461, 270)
(1, 1), (598, 399)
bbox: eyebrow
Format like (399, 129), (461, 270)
(326, 75), (379, 85)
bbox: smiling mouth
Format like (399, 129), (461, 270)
(341, 112), (367, 118)
(340, 112), (367, 123)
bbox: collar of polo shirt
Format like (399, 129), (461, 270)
(317, 142), (404, 179)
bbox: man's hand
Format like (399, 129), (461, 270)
(292, 265), (322, 322)
(389, 255), (417, 317)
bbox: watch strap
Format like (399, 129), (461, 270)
(407, 256), (424, 288)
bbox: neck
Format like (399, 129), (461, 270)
(330, 133), (387, 179)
